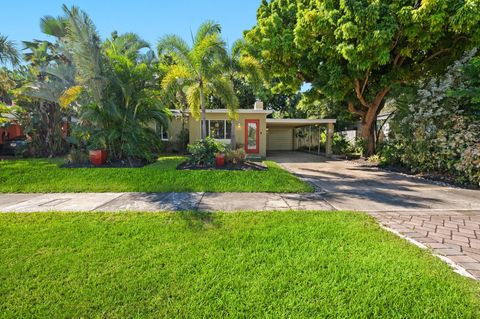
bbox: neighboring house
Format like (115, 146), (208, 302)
(164, 101), (336, 158)
(340, 111), (395, 144)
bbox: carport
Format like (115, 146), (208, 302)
(266, 119), (336, 156)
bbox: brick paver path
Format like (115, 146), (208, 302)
(370, 210), (480, 279)
(269, 151), (480, 280)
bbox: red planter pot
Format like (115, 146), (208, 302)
(89, 149), (107, 166)
(215, 153), (225, 167)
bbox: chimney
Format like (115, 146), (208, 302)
(254, 100), (264, 110)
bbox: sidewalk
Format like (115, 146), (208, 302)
(0, 192), (333, 212)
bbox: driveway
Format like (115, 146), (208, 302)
(269, 151), (480, 279)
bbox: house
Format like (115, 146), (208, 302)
(164, 101), (336, 158)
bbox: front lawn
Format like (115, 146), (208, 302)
(0, 211), (479, 318)
(0, 156), (312, 193)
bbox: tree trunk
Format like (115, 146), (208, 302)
(349, 85), (390, 157)
(230, 120), (236, 149)
(359, 110), (377, 157)
(199, 86), (207, 140)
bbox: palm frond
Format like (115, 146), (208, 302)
(104, 32), (150, 60)
(209, 76), (239, 119)
(161, 64), (193, 91)
(40, 15), (68, 38)
(231, 38), (246, 59)
(191, 33), (226, 71)
(62, 4), (105, 104)
(0, 34), (20, 66)
(59, 85), (83, 108)
(194, 21), (221, 46)
(157, 34), (191, 66)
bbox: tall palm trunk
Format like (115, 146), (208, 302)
(199, 83), (207, 140)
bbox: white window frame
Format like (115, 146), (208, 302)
(160, 126), (169, 141)
(201, 120), (231, 143)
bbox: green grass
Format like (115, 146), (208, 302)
(0, 211), (478, 318)
(0, 156), (312, 193)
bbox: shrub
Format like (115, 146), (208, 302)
(187, 137), (225, 166)
(385, 50), (480, 186)
(65, 148), (89, 164)
(225, 148), (246, 164)
(332, 133), (351, 155)
(352, 137), (368, 156)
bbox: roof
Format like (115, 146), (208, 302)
(170, 108), (273, 116)
(266, 118), (336, 127)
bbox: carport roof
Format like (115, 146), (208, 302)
(266, 118), (336, 127)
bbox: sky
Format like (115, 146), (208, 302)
(1, 0), (261, 49)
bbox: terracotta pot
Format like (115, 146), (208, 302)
(89, 149), (107, 166)
(215, 153), (225, 167)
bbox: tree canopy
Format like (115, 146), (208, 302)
(245, 0), (480, 154)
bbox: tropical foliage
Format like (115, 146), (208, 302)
(382, 51), (480, 186)
(158, 21), (238, 140)
(187, 136), (225, 166)
(245, 0), (480, 155)
(4, 5), (170, 162)
(0, 34), (19, 66)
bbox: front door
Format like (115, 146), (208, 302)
(244, 119), (260, 154)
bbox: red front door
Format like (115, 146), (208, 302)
(244, 119), (260, 154)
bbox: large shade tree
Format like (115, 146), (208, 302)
(158, 21), (238, 140)
(245, 0), (480, 155)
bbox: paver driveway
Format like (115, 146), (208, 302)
(269, 151), (480, 279)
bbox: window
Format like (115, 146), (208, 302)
(202, 120), (232, 140)
(160, 126), (169, 141)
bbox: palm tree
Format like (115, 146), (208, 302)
(0, 34), (19, 66)
(222, 39), (263, 148)
(158, 21), (238, 140)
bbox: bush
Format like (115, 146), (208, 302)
(332, 134), (351, 155)
(351, 137), (367, 156)
(385, 51), (480, 186)
(187, 137), (225, 166)
(225, 148), (246, 164)
(65, 148), (89, 164)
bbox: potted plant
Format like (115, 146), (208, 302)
(215, 152), (225, 167)
(88, 137), (107, 166)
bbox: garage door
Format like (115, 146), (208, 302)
(267, 127), (293, 150)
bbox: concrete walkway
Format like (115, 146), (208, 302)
(0, 192), (332, 212)
(1, 151), (480, 279)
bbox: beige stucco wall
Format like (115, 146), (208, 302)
(167, 116), (185, 141)
(188, 112), (268, 157)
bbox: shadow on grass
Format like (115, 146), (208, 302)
(177, 211), (222, 231)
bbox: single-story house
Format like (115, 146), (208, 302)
(163, 101), (336, 158)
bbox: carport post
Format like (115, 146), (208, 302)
(325, 122), (334, 156)
(318, 125), (321, 154)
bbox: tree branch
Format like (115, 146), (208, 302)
(361, 69), (370, 95)
(348, 101), (366, 117)
(424, 48), (450, 63)
(354, 79), (369, 108)
(372, 87), (391, 108)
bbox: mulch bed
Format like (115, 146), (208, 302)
(61, 159), (150, 169)
(177, 161), (267, 171)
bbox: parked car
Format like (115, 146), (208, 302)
(0, 137), (28, 156)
